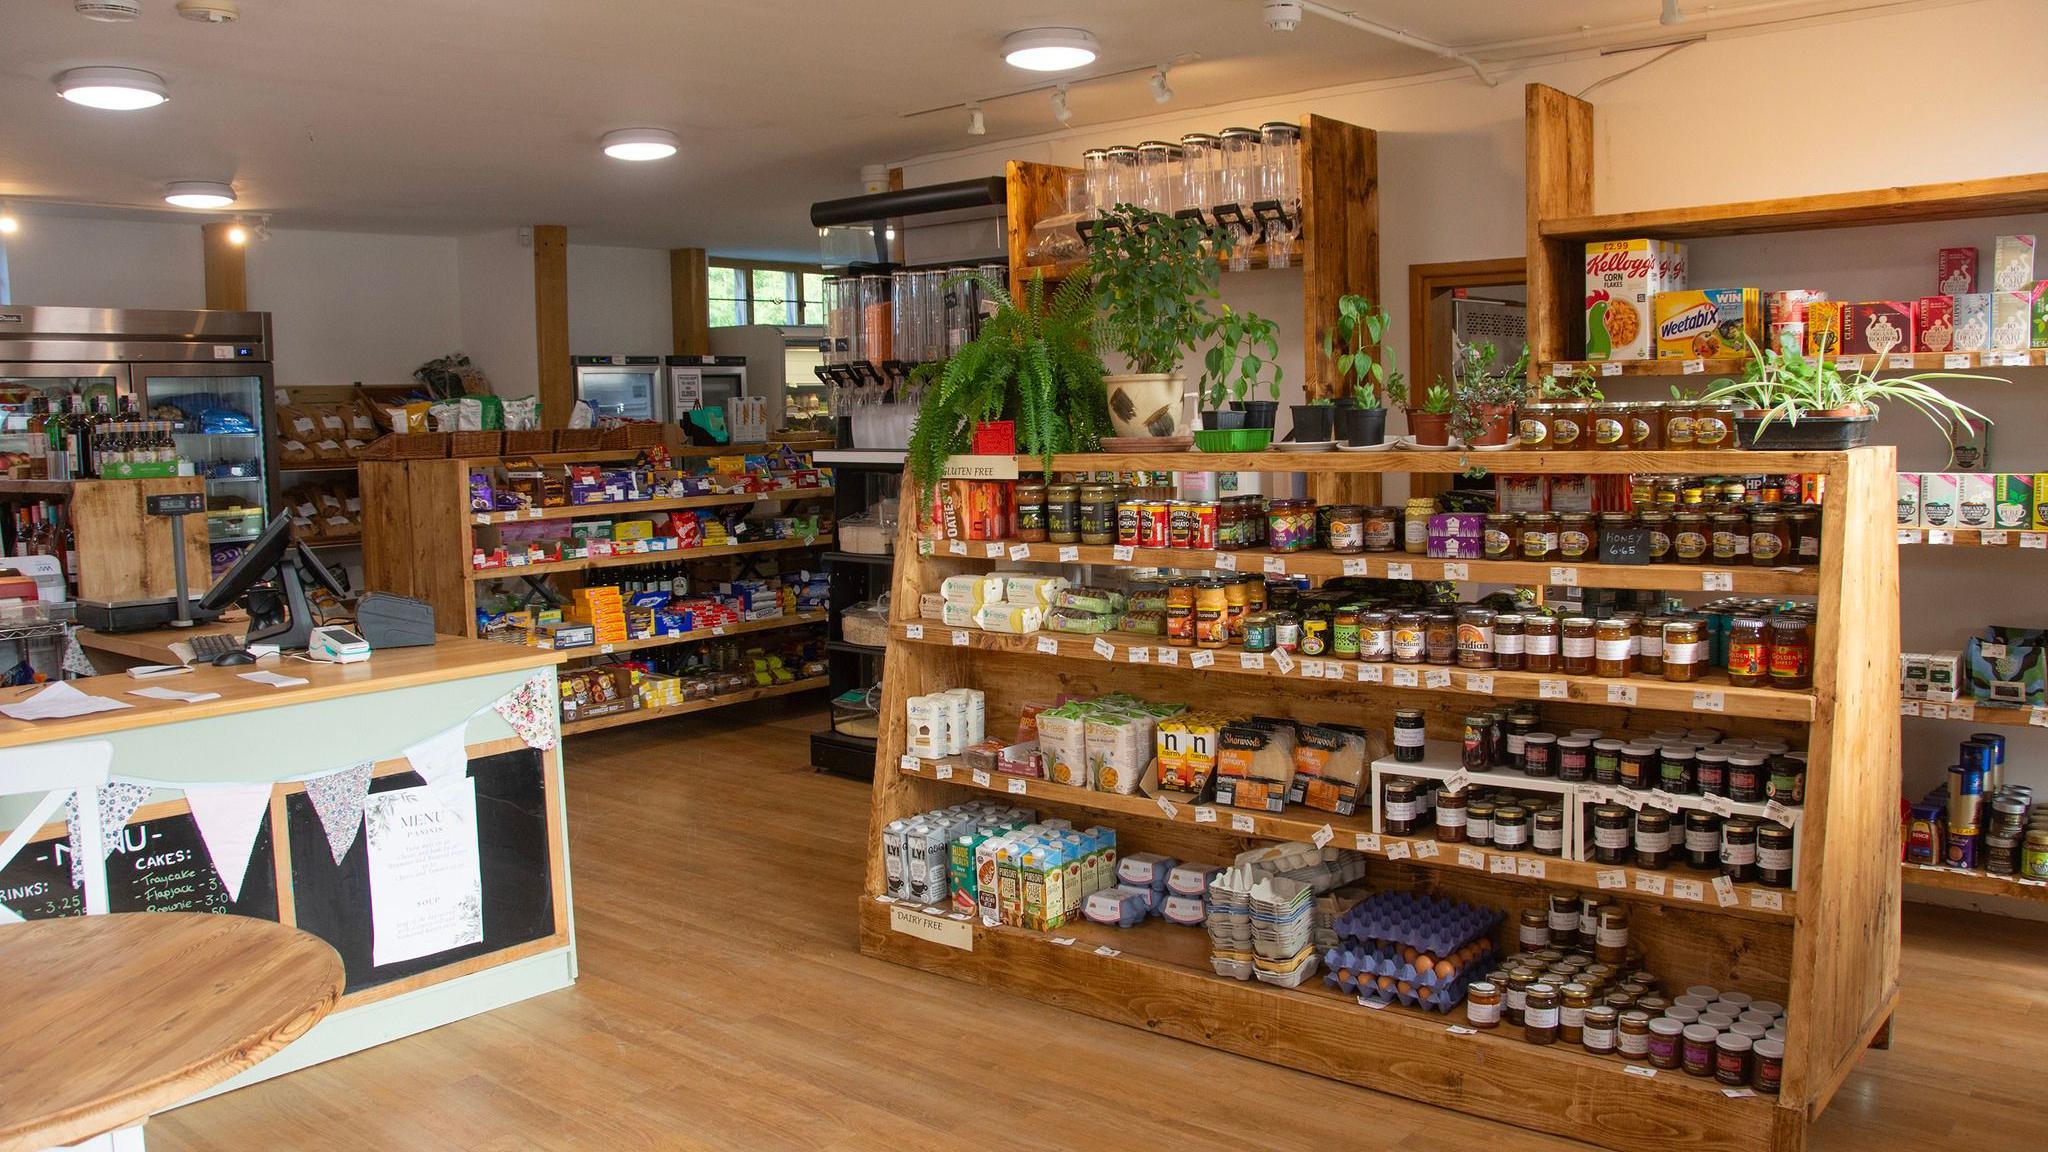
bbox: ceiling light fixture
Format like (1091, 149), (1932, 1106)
(0, 213), (18, 236)
(1003, 27), (1098, 72)
(601, 128), (678, 161)
(1050, 84), (1073, 126)
(175, 0), (240, 22)
(74, 0), (142, 22)
(163, 181), (236, 209)
(55, 67), (168, 111)
(967, 104), (986, 136)
(1149, 66), (1173, 104)
(226, 224), (249, 245)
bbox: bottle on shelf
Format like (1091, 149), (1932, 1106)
(24, 397), (48, 480)
(66, 394), (94, 479)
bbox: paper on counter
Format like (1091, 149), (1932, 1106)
(128, 686), (224, 704)
(127, 664), (195, 679)
(238, 670), (310, 688)
(0, 681), (134, 721)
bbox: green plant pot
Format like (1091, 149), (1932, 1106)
(1193, 428), (1274, 453)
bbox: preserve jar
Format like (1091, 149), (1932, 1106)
(1391, 612), (1427, 663)
(1721, 817), (1759, 881)
(1662, 620), (1704, 682)
(1627, 402), (1661, 449)
(1519, 907), (1552, 950)
(1462, 715), (1493, 770)
(1619, 744), (1658, 791)
(1659, 745), (1697, 795)
(1360, 611), (1393, 661)
(1593, 739), (1625, 785)
(1404, 498), (1436, 554)
(1522, 732), (1557, 778)
(1492, 804), (1530, 852)
(1517, 404), (1554, 449)
(1466, 981), (1503, 1029)
(1583, 1006), (1619, 1055)
(1598, 510), (1634, 551)
(1525, 983), (1561, 1045)
(1597, 907), (1631, 966)
(1750, 509), (1791, 567)
(1436, 788), (1468, 843)
(1331, 604), (1362, 658)
(1638, 509), (1674, 563)
(1484, 513), (1518, 560)
(1467, 799), (1495, 847)
(1364, 506), (1400, 552)
(1550, 402), (1591, 450)
(1649, 1017), (1685, 1069)
(1521, 513), (1560, 560)
(1635, 810), (1673, 869)
(1728, 756), (1766, 803)
(1788, 507), (1822, 563)
(1457, 607), (1498, 669)
(1715, 1033), (1754, 1087)
(1505, 971), (1533, 1027)
(1505, 714), (1538, 767)
(1617, 1011), (1653, 1059)
(1673, 511), (1709, 563)
(1590, 402), (1631, 451)
(1758, 823), (1795, 888)
(1559, 513), (1598, 560)
(1727, 617), (1769, 686)
(1695, 748), (1729, 797)
(1268, 499), (1316, 553)
(1556, 736), (1592, 782)
(1633, 614), (1666, 676)
(1425, 612), (1458, 665)
(1534, 809), (1565, 856)
(1299, 608), (1329, 656)
(1046, 483), (1080, 543)
(1595, 618), (1633, 678)
(1493, 614), (1526, 671)
(1561, 616), (1597, 675)
(1767, 617), (1813, 689)
(1685, 810), (1723, 870)
(1393, 708), (1427, 763)
(1710, 510), (1750, 563)
(1014, 481), (1048, 542)
(1327, 504), (1366, 553)
(1693, 404), (1735, 451)
(1561, 983), (1593, 1044)
(1524, 616), (1560, 672)
(1767, 754), (1804, 806)
(1383, 780), (1422, 834)
(1753, 1039), (1785, 1094)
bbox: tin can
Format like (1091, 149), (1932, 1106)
(1168, 502), (1194, 549)
(1116, 500), (1141, 547)
(1191, 501), (1218, 550)
(1140, 501), (1170, 548)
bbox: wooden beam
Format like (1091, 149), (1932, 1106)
(201, 222), (247, 311)
(1523, 83), (1593, 375)
(669, 247), (709, 356)
(532, 225), (570, 429)
(1299, 114), (1379, 403)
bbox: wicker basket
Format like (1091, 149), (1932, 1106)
(556, 428), (604, 451)
(504, 429), (555, 454)
(451, 430), (504, 457)
(393, 432), (451, 459)
(356, 434), (400, 460)
(599, 421), (665, 449)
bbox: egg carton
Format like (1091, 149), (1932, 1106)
(1254, 944), (1321, 989)
(1322, 947), (1481, 1013)
(1249, 875), (1313, 915)
(1168, 862), (1224, 898)
(1211, 954), (1256, 981)
(1332, 892), (1501, 958)
(1252, 927), (1315, 961)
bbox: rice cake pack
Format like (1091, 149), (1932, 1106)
(1214, 720), (1299, 813)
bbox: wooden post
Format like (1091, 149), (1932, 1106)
(669, 248), (709, 356)
(532, 225), (571, 428)
(1298, 114), (1379, 505)
(1524, 84), (1593, 378)
(201, 222), (247, 311)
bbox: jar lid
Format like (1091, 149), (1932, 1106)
(1650, 1017), (1683, 1036)
(1621, 743), (1657, 755)
(1731, 1021), (1767, 1040)
(1179, 132), (1220, 146)
(1682, 1023), (1719, 1042)
(1258, 121), (1300, 136)
(1570, 728), (1604, 739)
(1524, 731), (1557, 744)
(1220, 126), (1261, 139)
(1557, 737), (1591, 749)
(1716, 1032), (1754, 1052)
(1754, 1039), (1785, 1060)
(1665, 1006), (1700, 1024)
(1701, 1012), (1737, 1030)
(1468, 980), (1497, 994)
(1587, 1005), (1619, 1023)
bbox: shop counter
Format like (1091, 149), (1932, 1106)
(0, 637), (573, 1104)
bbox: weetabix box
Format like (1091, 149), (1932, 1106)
(1993, 234), (2037, 291)
(1994, 474), (2033, 529)
(1653, 287), (1761, 359)
(1939, 247), (1978, 294)
(1953, 294), (1992, 351)
(1585, 239), (1686, 361)
(1916, 297), (1955, 352)
(1805, 300), (1846, 356)
(1991, 290), (2033, 352)
(1841, 301), (1916, 356)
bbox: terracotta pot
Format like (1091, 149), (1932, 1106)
(1465, 403), (1515, 447)
(1408, 410), (1452, 447)
(1105, 373), (1187, 439)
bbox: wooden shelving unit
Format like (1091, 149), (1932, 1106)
(1894, 526), (2047, 549)
(1902, 862), (2048, 901)
(862, 447), (1899, 1152)
(561, 675), (828, 736)
(1541, 349), (2042, 379)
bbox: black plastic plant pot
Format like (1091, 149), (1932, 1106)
(1290, 404), (1335, 443)
(1206, 409), (1247, 430)
(1338, 406), (1387, 447)
(1733, 414), (1876, 450)
(1242, 400), (1279, 429)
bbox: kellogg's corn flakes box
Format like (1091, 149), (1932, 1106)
(1585, 239), (1686, 361)
(1653, 288), (1762, 360)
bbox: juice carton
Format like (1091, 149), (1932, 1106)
(1992, 291), (2033, 353)
(1917, 297), (1955, 352)
(1957, 474), (1995, 529)
(1994, 474), (2033, 529)
(1953, 294), (1992, 351)
(996, 840), (1026, 927)
(1584, 239), (1687, 361)
(1842, 301), (1916, 356)
(975, 835), (1008, 923)
(1993, 234), (2036, 291)
(950, 832), (986, 916)
(1939, 247), (1978, 294)
(1653, 288), (1761, 359)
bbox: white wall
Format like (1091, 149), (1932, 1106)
(566, 243), (670, 356)
(0, 213), (203, 310)
(457, 229), (538, 400)
(247, 229), (461, 387)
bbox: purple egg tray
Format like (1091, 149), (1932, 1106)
(1331, 891), (1501, 957)
(1320, 940), (1497, 1012)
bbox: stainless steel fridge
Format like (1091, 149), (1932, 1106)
(0, 306), (277, 575)
(571, 355), (664, 421)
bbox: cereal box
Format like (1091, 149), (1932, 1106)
(1805, 300), (1846, 356)
(1842, 301), (1916, 356)
(1585, 239), (1687, 361)
(1994, 474), (2033, 529)
(1992, 290), (2033, 353)
(1653, 288), (1761, 359)
(1953, 294), (1992, 351)
(1916, 297), (1955, 352)
(1993, 235), (2036, 291)
(1938, 248), (1978, 294)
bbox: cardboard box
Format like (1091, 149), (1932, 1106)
(1897, 473), (1921, 527)
(1957, 473), (1995, 529)
(1917, 297), (1955, 352)
(1992, 291), (2033, 352)
(1584, 239), (1687, 361)
(1918, 473), (1958, 528)
(1842, 301), (1916, 356)
(1654, 288), (1761, 359)
(1993, 234), (2037, 291)
(1805, 300), (1846, 356)
(1953, 294), (1992, 351)
(2033, 281), (2048, 349)
(2036, 474), (2048, 530)
(1939, 247), (1978, 294)
(1765, 290), (1825, 357)
(1994, 474), (2033, 529)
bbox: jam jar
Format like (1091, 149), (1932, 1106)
(1494, 614), (1526, 671)
(1561, 617), (1597, 675)
(1524, 616), (1560, 672)
(1492, 804), (1530, 852)
(1757, 823), (1795, 888)
(1595, 619), (1633, 678)
(1635, 810), (1674, 870)
(1788, 507), (1822, 563)
(1721, 817), (1760, 881)
(1383, 779), (1423, 833)
(1710, 510), (1750, 563)
(1484, 513), (1519, 560)
(1549, 402), (1591, 450)
(1393, 709), (1428, 763)
(1365, 506), (1400, 552)
(1661, 620), (1704, 682)
(1590, 403), (1631, 451)
(1517, 404), (1555, 449)
(1521, 513), (1560, 561)
(1391, 612), (1427, 663)
(1425, 612), (1458, 665)
(1436, 788), (1468, 843)
(1750, 509), (1791, 567)
(1534, 809), (1565, 856)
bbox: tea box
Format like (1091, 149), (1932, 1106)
(2033, 281), (2048, 349)
(1585, 239), (1688, 361)
(1951, 419), (1991, 470)
(1916, 297), (1955, 352)
(1918, 472), (1958, 528)
(1956, 473), (1995, 529)
(1952, 294), (1992, 351)
(1992, 291), (2033, 353)
(2037, 473), (2048, 530)
(1764, 290), (1825, 356)
(1841, 301), (1915, 356)
(1654, 288), (1761, 359)
(1938, 247), (1978, 294)
(1804, 300), (1846, 356)
(1993, 234), (2037, 291)
(1994, 474), (2033, 529)
(1896, 473), (1920, 526)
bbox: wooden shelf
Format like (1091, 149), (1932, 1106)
(561, 675), (828, 736)
(473, 486), (834, 525)
(1011, 448), (1855, 475)
(1540, 350), (2040, 379)
(1895, 527), (2047, 549)
(1902, 862), (2048, 901)
(1539, 170), (2048, 242)
(894, 756), (1795, 921)
(939, 539), (1819, 596)
(890, 623), (1816, 722)
(1899, 699), (2043, 726)
(536, 609), (827, 661)
(470, 534), (831, 579)
(306, 536), (362, 550)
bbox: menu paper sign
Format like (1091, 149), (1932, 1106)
(366, 781), (484, 967)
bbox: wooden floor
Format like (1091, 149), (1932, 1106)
(150, 702), (2048, 1152)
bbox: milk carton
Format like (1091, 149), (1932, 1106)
(1584, 239), (1687, 361)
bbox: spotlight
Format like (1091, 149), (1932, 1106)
(0, 214), (18, 236)
(1149, 67), (1173, 105)
(967, 104), (986, 136)
(226, 224), (249, 245)
(1051, 84), (1072, 126)
(1263, 1), (1302, 32)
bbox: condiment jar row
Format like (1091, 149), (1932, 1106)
(1483, 505), (1820, 567)
(1517, 400), (1738, 452)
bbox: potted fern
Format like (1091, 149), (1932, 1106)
(907, 269), (1110, 500)
(1090, 205), (1230, 441)
(1322, 294), (1397, 447)
(1702, 331), (1996, 450)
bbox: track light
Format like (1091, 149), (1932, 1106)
(1149, 66), (1173, 105)
(0, 213), (17, 236)
(967, 104), (986, 136)
(1051, 84), (1072, 126)
(226, 224), (249, 246)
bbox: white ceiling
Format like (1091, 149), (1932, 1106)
(0, 0), (1920, 258)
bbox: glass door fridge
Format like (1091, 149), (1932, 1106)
(572, 356), (664, 421)
(131, 362), (276, 576)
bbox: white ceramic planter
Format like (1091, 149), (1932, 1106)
(1105, 373), (1187, 439)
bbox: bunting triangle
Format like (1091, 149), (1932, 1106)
(493, 672), (557, 750)
(304, 763), (374, 865)
(184, 783), (273, 903)
(404, 723), (472, 821)
(64, 782), (150, 888)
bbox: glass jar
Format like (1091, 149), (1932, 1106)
(1525, 983), (1560, 1045)
(1559, 513), (1598, 561)
(1660, 403), (1696, 449)
(1517, 404), (1555, 450)
(1721, 817), (1759, 881)
(1195, 580), (1229, 648)
(1505, 971), (1533, 1027)
(1518, 907), (1552, 950)
(1521, 513), (1559, 561)
(1715, 1033), (1754, 1087)
(1524, 616), (1560, 672)
(1484, 513), (1518, 560)
(1404, 498), (1436, 555)
(1561, 616), (1597, 675)
(1364, 506), (1400, 552)
(1268, 499), (1315, 553)
(1588, 402), (1630, 451)
(1710, 510), (1750, 563)
(1393, 709), (1427, 763)
(1557, 737), (1592, 782)
(1492, 804), (1530, 852)
(1243, 611), (1276, 653)
(1505, 715), (1538, 768)
(1425, 612), (1458, 665)
(1583, 1006), (1619, 1055)
(1014, 481), (1048, 542)
(1466, 981), (1502, 1029)
(1046, 484), (1080, 543)
(1523, 732), (1557, 778)
(1391, 612), (1426, 663)
(1384, 779), (1422, 834)
(1619, 744), (1657, 791)
(1598, 510), (1634, 552)
(1788, 507), (1822, 564)
(1635, 810), (1673, 869)
(1493, 614), (1526, 671)
(1597, 907), (1631, 966)
(1165, 580), (1196, 646)
(1633, 615), (1665, 676)
(1685, 811), (1723, 870)
(1758, 823), (1795, 888)
(1693, 405), (1735, 451)
(1631, 509), (1671, 564)
(1327, 504), (1366, 553)
(1627, 403), (1661, 449)
(1224, 579), (1250, 640)
(1457, 608), (1497, 669)
(1767, 617), (1813, 689)
(1662, 620), (1704, 682)
(1360, 611), (1392, 661)
(1467, 799), (1495, 847)
(1272, 609), (1300, 654)
(1299, 608), (1329, 656)
(1595, 619), (1633, 678)
(1673, 511), (1709, 563)
(1767, 755), (1804, 806)
(1750, 510), (1791, 567)
(1659, 745), (1697, 795)
(1560, 983), (1592, 1044)
(1550, 402), (1591, 451)
(1330, 604), (1362, 659)
(1727, 616), (1769, 687)
(1617, 1011), (1653, 1060)
(1436, 788), (1468, 843)
(1593, 739), (1625, 786)
(1696, 748), (1729, 797)
(1534, 809), (1565, 856)
(1649, 1017), (1685, 1069)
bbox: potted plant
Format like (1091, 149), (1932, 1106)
(1199, 305), (1285, 435)
(1322, 294), (1398, 446)
(908, 269), (1110, 500)
(1403, 382), (1456, 446)
(1448, 341), (1530, 447)
(1701, 331), (1997, 450)
(1090, 205), (1229, 440)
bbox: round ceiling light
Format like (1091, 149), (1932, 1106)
(1003, 27), (1098, 71)
(56, 66), (168, 111)
(163, 181), (236, 209)
(601, 128), (679, 162)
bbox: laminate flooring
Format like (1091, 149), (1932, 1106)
(149, 703), (2048, 1151)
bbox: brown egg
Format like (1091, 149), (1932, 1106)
(1377, 975), (1396, 992)
(1413, 953), (1435, 974)
(1397, 981), (1415, 997)
(1435, 959), (1457, 981)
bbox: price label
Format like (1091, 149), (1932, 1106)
(1358, 664), (1384, 683)
(1354, 833), (1382, 853)
(898, 754), (918, 773)
(1673, 879), (1705, 902)
(1194, 806), (1218, 824)
(1889, 353), (1915, 369)
(1008, 544), (1032, 561)
(1983, 531), (2010, 546)
(1357, 994), (1389, 1010)
(1156, 647), (1180, 666)
(1127, 645), (1150, 664)
(1517, 858), (1547, 878)
(1489, 855), (1517, 875)
(1898, 699), (1921, 717)
(1157, 795), (1179, 819)
(1583, 785), (1611, 804)
(1458, 847), (1486, 870)
(1386, 562), (1414, 581)
(984, 542), (1005, 558)
(1702, 570), (1734, 591)
(1092, 637), (1117, 660)
(1445, 770), (1471, 795)
(1702, 793), (1736, 818)
(1465, 674), (1494, 694)
(1442, 563), (1469, 581)
(1607, 684), (1638, 705)
(1645, 790), (1682, 814)
(1952, 701), (1976, 720)
(1057, 545), (1080, 562)
(1342, 558), (1370, 577)
(1550, 566), (1579, 587)
(599, 643), (615, 654)
(1273, 650), (1296, 675)
(1414, 841), (1441, 859)
(473, 513), (492, 525)
(1007, 777), (1028, 795)
(1190, 650), (1215, 669)
(1213, 551), (1238, 571)
(1540, 679), (1570, 700)
(1036, 636), (1060, 656)
(1552, 362), (1573, 378)
(1322, 662), (1345, 680)
(1601, 361), (1624, 377)
(1050, 936), (1076, 946)
(1682, 358), (1705, 375)
(1300, 659), (1325, 679)
(1723, 1088), (1757, 1099)
(2023, 533), (2047, 550)
(875, 894), (897, 904)
(1094, 945), (1122, 958)
(1929, 529), (1954, 546)
(1750, 890), (1784, 912)
(1692, 690), (1725, 712)
(1230, 812), (1257, 833)
(948, 540), (968, 556)
(1424, 669), (1451, 689)
(1712, 875), (1738, 907)
(1944, 353), (1972, 369)
(1635, 872), (1667, 896)
(972, 769), (992, 787)
(1239, 652), (1267, 671)
(1263, 555), (1288, 574)
(1112, 545), (1135, 562)
(1385, 840), (1412, 861)
(2004, 351), (2033, 367)
(1614, 790), (1645, 811)
(1764, 800), (1803, 827)
(949, 630), (971, 648)
(1897, 529), (1924, 545)
(1916, 701), (1945, 719)
(1834, 357), (1864, 372)
(1447, 1025), (1479, 1036)
(918, 540), (935, 556)
(1311, 824), (1335, 848)
(1597, 869), (1627, 890)
(1392, 667), (1419, 687)
(1624, 1065), (1659, 1080)
(902, 623), (927, 641)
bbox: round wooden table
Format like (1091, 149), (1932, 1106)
(0, 913), (344, 1152)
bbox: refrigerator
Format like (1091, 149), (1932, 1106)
(571, 355), (664, 421)
(0, 306), (277, 575)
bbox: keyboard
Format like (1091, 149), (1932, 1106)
(186, 632), (244, 662)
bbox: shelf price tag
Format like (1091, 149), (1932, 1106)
(1035, 636), (1060, 655)
(1951, 701), (1975, 720)
(1358, 664), (1383, 683)
(1092, 637), (1117, 660)
(972, 769), (992, 787)
(1385, 840), (1412, 861)
(1607, 684), (1638, 705)
(1749, 890), (1784, 912)
(898, 754), (918, 773)
(1929, 529), (1954, 546)
(984, 542), (1005, 558)
(1672, 879), (1705, 902)
(1944, 353), (1972, 369)
(1151, 647), (1178, 666)
(1896, 529), (1924, 544)
(1634, 872), (1667, 896)
(1489, 854), (1517, 875)
(1263, 555), (1288, 574)
(1898, 699), (1920, 717)
(1722, 1088), (1757, 1099)
(1007, 777), (1028, 795)
(1465, 674), (1494, 694)
(1354, 833), (1382, 853)
(1212, 551), (1238, 571)
(1624, 1066), (1658, 1080)
(1386, 562), (1414, 581)
(1834, 356), (1863, 373)
(951, 630), (971, 647)
(1644, 790), (1682, 814)
(1190, 650), (1216, 669)
(1112, 545), (1135, 562)
(1008, 544), (1033, 562)
(1391, 667), (1419, 688)
(1342, 558), (1370, 577)
(1413, 841), (1440, 859)
(1552, 362), (1573, 378)
(1057, 545), (1080, 562)
(1982, 531), (2010, 546)
(1445, 770), (1471, 795)
(1239, 651), (1267, 671)
(1458, 847), (1486, 870)
(1712, 876), (1739, 907)
(1539, 679), (1570, 700)
(1127, 645), (1150, 664)
(905, 624), (925, 640)
(1230, 812), (1257, 833)
(1156, 795), (1179, 819)
(1424, 669), (1451, 689)
(1701, 793), (1736, 818)
(1194, 806), (1218, 824)
(1446, 1025), (1479, 1035)
(1050, 936), (1076, 946)
(1272, 649), (1296, 675)
(1889, 353), (1916, 369)
(1312, 824), (1335, 848)
(1613, 790), (1645, 812)
(1093, 945), (1122, 958)
(1357, 994), (1389, 1010)
(918, 540), (934, 556)
(1301, 659), (1324, 679)
(1763, 800), (1802, 827)
(1691, 690), (1725, 712)
(936, 765), (954, 781)
(1701, 570), (1734, 591)
(2023, 533), (2048, 550)
(1322, 662), (1345, 680)
(1442, 563), (1469, 581)
(472, 513), (491, 526)
(1516, 858), (1546, 879)
(1681, 358), (1705, 375)
(1597, 869), (1627, 890)
(948, 540), (968, 556)
(1600, 361), (1624, 377)
(1550, 566), (1579, 587)
(2004, 351), (2033, 367)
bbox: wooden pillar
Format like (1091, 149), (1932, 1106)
(201, 222), (247, 310)
(1299, 114), (1380, 506)
(669, 247), (709, 356)
(532, 224), (571, 429)
(1524, 84), (1593, 379)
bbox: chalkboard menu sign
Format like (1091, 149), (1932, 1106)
(1598, 527), (1656, 565)
(0, 811), (279, 921)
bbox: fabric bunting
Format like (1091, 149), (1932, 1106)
(493, 672), (557, 751)
(304, 762), (374, 865)
(63, 781), (150, 887)
(184, 783), (274, 903)
(403, 723), (472, 820)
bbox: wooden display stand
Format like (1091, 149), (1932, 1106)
(860, 447), (1899, 1152)
(0, 477), (212, 602)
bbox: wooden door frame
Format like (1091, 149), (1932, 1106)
(1407, 257), (1526, 496)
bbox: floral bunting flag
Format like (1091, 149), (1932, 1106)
(304, 763), (374, 865)
(63, 781), (150, 887)
(493, 672), (557, 751)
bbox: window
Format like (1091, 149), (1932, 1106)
(708, 259), (828, 328)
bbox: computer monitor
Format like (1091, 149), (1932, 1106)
(199, 514), (350, 651)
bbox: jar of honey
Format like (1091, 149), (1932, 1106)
(1549, 402), (1591, 451)
(1590, 403), (1631, 451)
(1595, 618), (1633, 678)
(1457, 608), (1497, 669)
(1559, 513), (1598, 560)
(1710, 510), (1750, 563)
(1517, 405), (1555, 450)
(1635, 615), (1665, 676)
(1561, 616), (1597, 675)
(1524, 616), (1560, 672)
(1662, 404), (1696, 449)
(1494, 614), (1526, 671)
(1639, 510), (1675, 563)
(1327, 505), (1366, 553)
(1750, 509), (1791, 567)
(1692, 404), (1735, 450)
(1627, 403), (1661, 449)
(1484, 513), (1518, 560)
(1673, 511), (1710, 563)
(1521, 513), (1559, 560)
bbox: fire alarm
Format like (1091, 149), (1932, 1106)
(176, 0), (241, 22)
(75, 0), (143, 21)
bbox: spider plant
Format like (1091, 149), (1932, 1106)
(907, 269), (1110, 502)
(1701, 331), (1997, 447)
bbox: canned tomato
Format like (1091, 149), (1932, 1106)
(1168, 502), (1193, 549)
(1116, 501), (1141, 547)
(1191, 502), (1218, 550)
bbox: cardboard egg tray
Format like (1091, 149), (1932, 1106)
(1332, 892), (1501, 958)
(1254, 942), (1321, 989)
